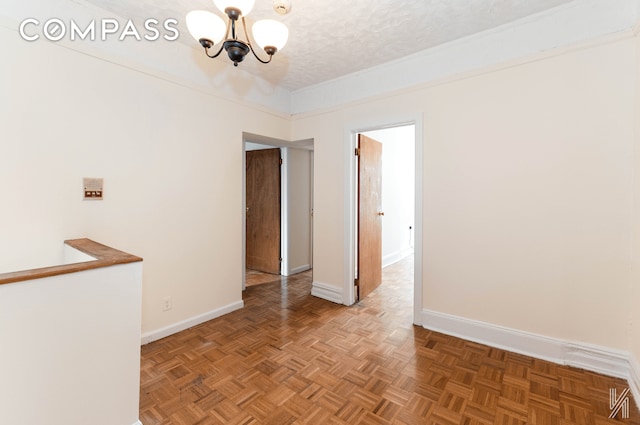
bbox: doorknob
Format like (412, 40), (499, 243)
(377, 212), (385, 216)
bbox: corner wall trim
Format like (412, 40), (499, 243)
(311, 281), (343, 304)
(141, 301), (244, 345)
(421, 309), (637, 382)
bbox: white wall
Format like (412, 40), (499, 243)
(0, 241), (94, 274)
(631, 31), (640, 392)
(421, 38), (634, 349)
(0, 261), (142, 425)
(0, 25), (91, 272)
(0, 23), (290, 340)
(295, 120), (346, 291)
(293, 35), (637, 352)
(286, 147), (312, 274)
(363, 126), (415, 267)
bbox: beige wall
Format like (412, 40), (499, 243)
(291, 116), (347, 289)
(0, 25), (290, 336)
(631, 31), (640, 367)
(422, 38), (635, 349)
(293, 36), (637, 350)
(286, 147), (312, 273)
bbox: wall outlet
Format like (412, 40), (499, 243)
(162, 296), (172, 311)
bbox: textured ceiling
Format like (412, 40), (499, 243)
(76, 0), (573, 91)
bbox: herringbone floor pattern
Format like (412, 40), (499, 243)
(140, 257), (639, 424)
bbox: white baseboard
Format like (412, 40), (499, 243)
(141, 301), (244, 345)
(422, 309), (637, 382)
(133, 421), (144, 425)
(382, 248), (414, 268)
(565, 342), (630, 379)
(629, 356), (640, 410)
(288, 264), (311, 276)
(422, 309), (566, 364)
(311, 281), (343, 304)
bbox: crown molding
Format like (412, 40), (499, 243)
(3, 0), (639, 118)
(291, 0), (640, 116)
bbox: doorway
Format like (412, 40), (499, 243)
(346, 121), (422, 324)
(246, 148), (282, 275)
(355, 133), (384, 301)
(242, 133), (315, 290)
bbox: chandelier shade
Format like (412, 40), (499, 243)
(252, 19), (288, 51)
(186, 10), (226, 45)
(186, 0), (288, 67)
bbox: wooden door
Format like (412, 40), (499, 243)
(357, 134), (383, 300)
(246, 148), (281, 274)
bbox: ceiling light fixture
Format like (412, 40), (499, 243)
(186, 0), (288, 67)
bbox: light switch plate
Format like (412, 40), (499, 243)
(83, 177), (103, 200)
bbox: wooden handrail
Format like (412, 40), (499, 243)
(0, 238), (142, 285)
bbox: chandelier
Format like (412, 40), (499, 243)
(186, 0), (289, 67)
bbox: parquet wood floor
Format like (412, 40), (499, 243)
(245, 269), (285, 287)
(140, 256), (639, 424)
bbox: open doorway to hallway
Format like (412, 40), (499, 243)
(363, 126), (415, 264)
(242, 133), (315, 290)
(356, 124), (416, 304)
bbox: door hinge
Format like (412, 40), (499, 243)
(355, 148), (360, 156)
(279, 158), (283, 165)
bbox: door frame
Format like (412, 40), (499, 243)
(242, 132), (315, 290)
(343, 116), (424, 326)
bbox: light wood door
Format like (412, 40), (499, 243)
(357, 134), (383, 300)
(246, 148), (281, 274)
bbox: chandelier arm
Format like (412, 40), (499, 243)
(241, 17), (273, 64)
(249, 46), (273, 64)
(204, 43), (225, 59)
